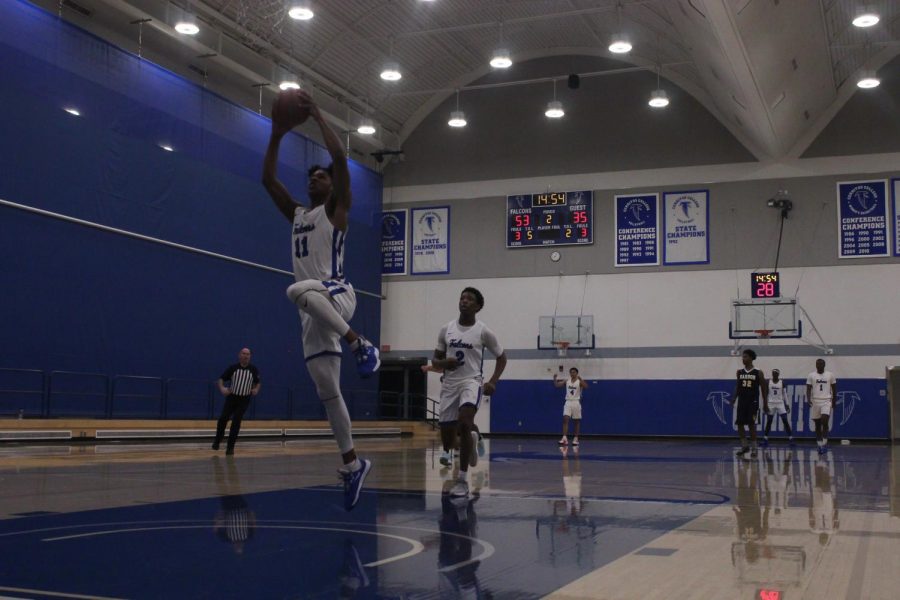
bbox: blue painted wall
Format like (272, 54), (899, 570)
(491, 378), (889, 439)
(0, 1), (382, 419)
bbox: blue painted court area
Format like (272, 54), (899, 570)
(0, 488), (712, 599)
(0, 451), (720, 599)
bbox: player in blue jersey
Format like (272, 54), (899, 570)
(262, 90), (378, 510)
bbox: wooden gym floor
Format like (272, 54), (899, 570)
(0, 436), (898, 599)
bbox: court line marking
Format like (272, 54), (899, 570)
(14, 517), (494, 572)
(40, 525), (423, 568)
(0, 586), (124, 600)
(254, 519), (496, 572)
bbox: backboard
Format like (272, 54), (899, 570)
(729, 298), (802, 340)
(538, 315), (595, 349)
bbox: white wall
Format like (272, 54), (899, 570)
(383, 263), (900, 384)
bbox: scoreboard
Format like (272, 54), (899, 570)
(507, 190), (593, 247)
(751, 272), (780, 299)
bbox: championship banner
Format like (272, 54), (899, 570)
(893, 178), (900, 257)
(837, 180), (889, 259)
(380, 209), (407, 275)
(663, 190), (709, 265)
(615, 193), (659, 267)
(411, 206), (450, 275)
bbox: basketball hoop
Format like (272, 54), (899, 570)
(755, 329), (773, 346)
(555, 341), (570, 357)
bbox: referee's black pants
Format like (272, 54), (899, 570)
(215, 394), (251, 450)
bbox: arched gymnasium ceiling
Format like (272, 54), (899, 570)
(32, 0), (900, 163)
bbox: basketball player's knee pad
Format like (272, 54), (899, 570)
(286, 280), (323, 307)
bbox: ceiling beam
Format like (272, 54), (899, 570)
(696, 0), (782, 159)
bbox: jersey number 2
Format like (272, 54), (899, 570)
(294, 236), (309, 259)
(454, 350), (465, 366)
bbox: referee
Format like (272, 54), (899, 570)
(213, 347), (261, 455)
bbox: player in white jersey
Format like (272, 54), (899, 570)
(761, 369), (794, 447)
(430, 287), (507, 498)
(809, 456), (838, 545)
(553, 367), (588, 446)
(806, 359), (837, 455)
(262, 90), (379, 511)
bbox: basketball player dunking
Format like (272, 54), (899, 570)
(431, 287), (507, 497)
(731, 349), (768, 458)
(262, 90), (379, 510)
(554, 367), (588, 446)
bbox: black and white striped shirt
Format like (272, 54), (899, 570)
(220, 363), (260, 397)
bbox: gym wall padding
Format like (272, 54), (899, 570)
(0, 0), (382, 419)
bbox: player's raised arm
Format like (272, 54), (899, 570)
(579, 376), (588, 389)
(301, 92), (352, 232)
(262, 99), (302, 221)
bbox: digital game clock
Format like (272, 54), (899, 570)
(751, 272), (780, 299)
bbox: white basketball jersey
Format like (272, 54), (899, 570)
(436, 320), (503, 386)
(807, 371), (836, 401)
(565, 379), (582, 402)
(292, 204), (346, 283)
(768, 380), (784, 404)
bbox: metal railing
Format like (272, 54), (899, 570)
(0, 368), (46, 417)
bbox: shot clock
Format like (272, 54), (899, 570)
(751, 272), (780, 299)
(507, 191), (593, 247)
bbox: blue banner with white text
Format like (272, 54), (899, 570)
(615, 193), (659, 266)
(380, 209), (407, 275)
(837, 179), (889, 258)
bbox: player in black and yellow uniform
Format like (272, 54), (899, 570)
(731, 349), (769, 458)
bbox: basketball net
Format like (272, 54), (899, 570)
(755, 329), (772, 346)
(555, 341), (570, 357)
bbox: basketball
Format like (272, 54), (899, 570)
(272, 90), (309, 130)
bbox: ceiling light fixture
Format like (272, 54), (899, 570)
(608, 2), (631, 54)
(545, 79), (564, 118)
(278, 75), (300, 90)
(490, 48), (512, 69)
(357, 118), (376, 135)
(490, 22), (512, 69)
(288, 4), (314, 20)
(174, 18), (199, 35)
(448, 89), (467, 127)
(648, 66), (669, 108)
(856, 69), (880, 88)
(380, 61), (402, 81)
(160, 144), (174, 152)
(852, 7), (879, 28)
(63, 107), (81, 116)
(608, 34), (631, 54)
(649, 88), (669, 108)
(381, 38), (402, 81)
